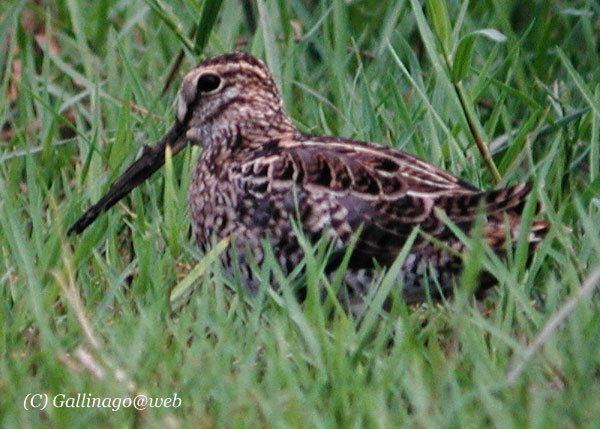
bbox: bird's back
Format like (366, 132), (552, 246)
(189, 132), (549, 303)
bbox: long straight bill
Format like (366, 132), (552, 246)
(68, 120), (188, 235)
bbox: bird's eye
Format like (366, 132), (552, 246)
(196, 74), (221, 93)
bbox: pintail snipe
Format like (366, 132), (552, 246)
(69, 52), (549, 306)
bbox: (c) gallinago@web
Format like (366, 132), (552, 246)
(69, 52), (549, 307)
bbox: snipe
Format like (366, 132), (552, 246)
(69, 52), (549, 306)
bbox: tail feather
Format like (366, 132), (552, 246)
(483, 182), (533, 215)
(482, 213), (550, 249)
(469, 182), (549, 249)
(441, 182), (534, 222)
(529, 220), (551, 243)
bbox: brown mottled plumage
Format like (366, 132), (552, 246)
(69, 52), (549, 307)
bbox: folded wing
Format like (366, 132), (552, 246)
(239, 137), (539, 266)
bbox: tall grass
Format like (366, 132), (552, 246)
(1, 0), (599, 426)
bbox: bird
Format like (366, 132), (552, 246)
(69, 51), (549, 309)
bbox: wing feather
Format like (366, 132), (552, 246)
(239, 137), (533, 263)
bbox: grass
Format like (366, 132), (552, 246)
(1, 0), (600, 426)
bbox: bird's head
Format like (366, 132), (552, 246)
(176, 52), (294, 145)
(68, 52), (293, 235)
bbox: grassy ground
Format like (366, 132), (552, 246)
(2, 0), (600, 426)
